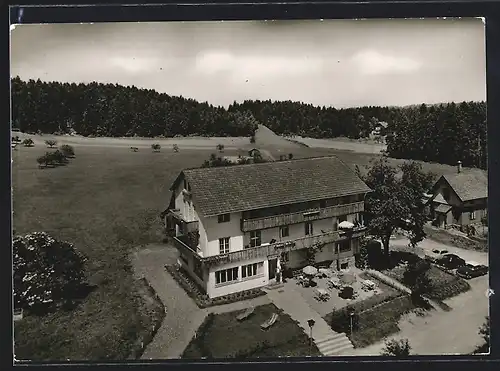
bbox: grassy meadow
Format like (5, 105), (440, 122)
(12, 144), (222, 361)
(12, 132), (469, 361)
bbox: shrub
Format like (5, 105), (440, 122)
(381, 338), (411, 356)
(60, 144), (75, 157)
(45, 139), (57, 148)
(288, 153), (293, 160)
(173, 144), (179, 152)
(151, 144), (161, 152)
(216, 144), (224, 153)
(13, 232), (88, 311)
(22, 138), (34, 147)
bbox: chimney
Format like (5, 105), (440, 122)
(457, 161), (462, 173)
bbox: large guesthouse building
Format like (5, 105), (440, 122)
(163, 156), (372, 298)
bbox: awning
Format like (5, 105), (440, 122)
(435, 204), (452, 214)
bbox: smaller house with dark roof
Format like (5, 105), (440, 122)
(162, 156), (371, 298)
(428, 161), (487, 229)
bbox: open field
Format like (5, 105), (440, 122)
(12, 144), (226, 361)
(12, 123), (483, 360)
(290, 136), (386, 154)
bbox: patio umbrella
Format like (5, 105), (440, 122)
(338, 221), (355, 230)
(302, 265), (318, 276)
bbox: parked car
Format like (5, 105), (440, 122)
(456, 262), (489, 279)
(425, 249), (449, 262)
(436, 254), (466, 270)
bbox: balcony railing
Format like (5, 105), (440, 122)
(173, 226), (367, 268)
(240, 202), (365, 232)
(167, 209), (199, 233)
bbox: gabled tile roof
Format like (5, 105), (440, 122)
(173, 156), (372, 217)
(441, 170), (488, 202)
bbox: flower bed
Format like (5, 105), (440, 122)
(165, 265), (266, 308)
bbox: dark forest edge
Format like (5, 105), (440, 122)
(11, 77), (486, 169)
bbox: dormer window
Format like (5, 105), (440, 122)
(218, 213), (230, 223)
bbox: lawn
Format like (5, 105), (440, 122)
(12, 144), (221, 361)
(182, 303), (321, 359)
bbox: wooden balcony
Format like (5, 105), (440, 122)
(167, 209), (199, 233)
(240, 201), (365, 232)
(172, 226), (367, 268)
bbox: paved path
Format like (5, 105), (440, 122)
(131, 245), (205, 359)
(345, 275), (489, 356)
(131, 244), (271, 359)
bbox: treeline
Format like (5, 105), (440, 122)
(385, 102), (487, 169)
(11, 77), (486, 169)
(11, 77), (258, 137)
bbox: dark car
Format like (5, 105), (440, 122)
(436, 254), (466, 269)
(456, 264), (489, 279)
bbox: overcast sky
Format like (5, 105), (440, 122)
(10, 19), (485, 108)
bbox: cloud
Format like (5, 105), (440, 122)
(107, 56), (162, 74)
(194, 51), (323, 81)
(352, 50), (422, 75)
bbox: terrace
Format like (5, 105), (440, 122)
(173, 226), (367, 268)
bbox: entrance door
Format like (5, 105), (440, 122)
(268, 258), (277, 280)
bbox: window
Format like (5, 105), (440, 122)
(338, 215), (347, 223)
(218, 213), (230, 223)
(280, 226), (289, 238)
(183, 179), (187, 189)
(242, 263), (261, 278)
(305, 222), (313, 236)
(219, 237), (230, 254)
(250, 230), (262, 247)
(215, 267), (238, 284)
(470, 211), (476, 220)
(320, 200), (326, 208)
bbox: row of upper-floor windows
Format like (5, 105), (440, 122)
(215, 194), (365, 224)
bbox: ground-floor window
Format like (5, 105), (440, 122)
(215, 267), (239, 284)
(242, 262), (263, 278)
(470, 211), (476, 220)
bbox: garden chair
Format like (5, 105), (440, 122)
(236, 306), (255, 322)
(261, 313), (278, 330)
